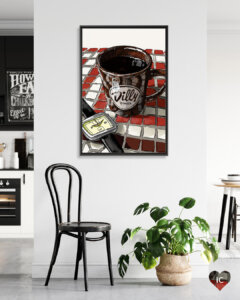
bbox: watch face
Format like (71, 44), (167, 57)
(82, 113), (117, 140)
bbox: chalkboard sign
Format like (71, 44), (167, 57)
(7, 71), (34, 123)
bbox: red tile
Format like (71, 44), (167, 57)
(82, 83), (90, 89)
(125, 137), (141, 150)
(82, 91), (86, 97)
(130, 115), (143, 125)
(98, 48), (107, 52)
(82, 48), (87, 52)
(156, 63), (165, 70)
(146, 100), (156, 107)
(94, 109), (103, 114)
(146, 88), (156, 96)
(154, 50), (164, 55)
(157, 117), (166, 126)
(88, 48), (98, 52)
(148, 79), (155, 87)
(156, 142), (166, 153)
(143, 116), (156, 125)
(151, 63), (154, 69)
(94, 101), (107, 109)
(157, 79), (165, 87)
(84, 77), (96, 84)
(82, 59), (87, 65)
(98, 93), (106, 101)
(90, 68), (99, 76)
(116, 115), (130, 123)
(142, 140), (154, 152)
(145, 49), (152, 54)
(157, 98), (166, 108)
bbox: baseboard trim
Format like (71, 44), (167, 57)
(32, 263), (208, 279)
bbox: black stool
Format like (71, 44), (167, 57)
(232, 198), (240, 243)
(44, 163), (114, 291)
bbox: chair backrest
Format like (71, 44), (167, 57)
(45, 163), (82, 229)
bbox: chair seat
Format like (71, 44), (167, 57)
(59, 221), (111, 232)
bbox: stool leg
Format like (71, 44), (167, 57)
(218, 193), (228, 243)
(106, 231), (114, 286)
(82, 232), (88, 291)
(45, 233), (62, 286)
(74, 232), (82, 280)
(226, 196), (234, 250)
(234, 200), (237, 242)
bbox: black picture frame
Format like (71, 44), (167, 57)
(80, 25), (168, 156)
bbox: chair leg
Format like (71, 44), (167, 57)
(82, 232), (88, 291)
(45, 233), (62, 286)
(226, 196), (234, 250)
(74, 232), (82, 280)
(106, 231), (114, 286)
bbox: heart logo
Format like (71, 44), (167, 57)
(209, 271), (231, 291)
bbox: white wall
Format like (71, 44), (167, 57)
(0, 131), (33, 169)
(207, 30), (240, 232)
(34, 0), (207, 278)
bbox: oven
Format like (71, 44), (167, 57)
(0, 179), (21, 225)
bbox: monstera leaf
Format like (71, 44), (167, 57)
(142, 252), (157, 270)
(146, 227), (160, 243)
(121, 228), (131, 245)
(150, 206), (169, 222)
(118, 255), (129, 278)
(134, 242), (147, 263)
(193, 217), (210, 233)
(179, 197), (196, 209)
(130, 227), (141, 239)
(134, 203), (149, 215)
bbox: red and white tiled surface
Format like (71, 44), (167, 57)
(81, 48), (167, 154)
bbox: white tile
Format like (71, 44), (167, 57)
(143, 127), (156, 139)
(102, 148), (110, 153)
(157, 108), (166, 116)
(90, 142), (104, 150)
(86, 59), (96, 66)
(92, 53), (98, 58)
(82, 144), (90, 153)
(128, 125), (141, 137)
(144, 107), (156, 115)
(83, 53), (92, 58)
(94, 76), (102, 83)
(156, 56), (165, 62)
(105, 111), (116, 119)
(82, 67), (91, 75)
(86, 100), (94, 107)
(82, 76), (85, 80)
(90, 84), (101, 91)
(85, 91), (97, 100)
(157, 129), (166, 140)
(161, 91), (166, 97)
(116, 124), (127, 135)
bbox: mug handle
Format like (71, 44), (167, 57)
(146, 68), (166, 100)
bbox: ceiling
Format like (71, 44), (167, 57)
(208, 0), (240, 24)
(0, 0), (239, 24)
(0, 0), (33, 20)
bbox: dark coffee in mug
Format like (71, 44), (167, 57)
(96, 45), (165, 116)
(101, 56), (147, 74)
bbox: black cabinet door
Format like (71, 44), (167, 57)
(5, 37), (33, 69)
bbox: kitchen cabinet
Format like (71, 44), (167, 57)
(0, 170), (33, 237)
(0, 36), (33, 131)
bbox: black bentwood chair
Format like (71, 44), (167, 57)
(44, 163), (114, 291)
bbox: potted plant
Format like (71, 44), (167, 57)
(118, 198), (219, 285)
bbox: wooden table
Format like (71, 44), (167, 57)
(215, 184), (240, 249)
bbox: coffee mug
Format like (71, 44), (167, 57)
(96, 45), (166, 116)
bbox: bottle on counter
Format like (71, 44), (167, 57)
(27, 137), (34, 169)
(13, 152), (19, 169)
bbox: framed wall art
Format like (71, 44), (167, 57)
(6, 71), (34, 124)
(80, 26), (168, 155)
